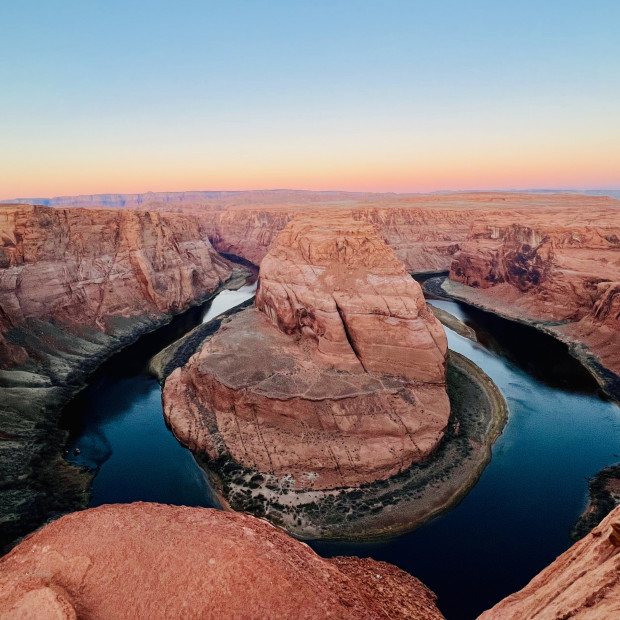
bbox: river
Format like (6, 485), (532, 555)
(61, 282), (620, 620)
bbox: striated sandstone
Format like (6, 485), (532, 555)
(0, 204), (232, 363)
(163, 216), (449, 495)
(0, 204), (234, 550)
(0, 503), (445, 620)
(479, 504), (620, 619)
(449, 206), (620, 391)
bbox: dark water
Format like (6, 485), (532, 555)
(62, 287), (620, 620)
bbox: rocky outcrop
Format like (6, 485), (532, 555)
(448, 203), (620, 395)
(479, 504), (620, 619)
(0, 204), (234, 550)
(162, 216), (453, 536)
(0, 502), (445, 619)
(0, 205), (232, 362)
(571, 463), (620, 541)
(164, 216), (449, 493)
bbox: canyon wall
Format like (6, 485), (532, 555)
(0, 204), (234, 549)
(479, 503), (620, 619)
(448, 203), (620, 390)
(0, 503), (445, 619)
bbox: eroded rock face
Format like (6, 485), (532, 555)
(256, 216), (447, 381)
(479, 504), (620, 619)
(0, 204), (232, 368)
(449, 206), (620, 384)
(0, 503), (445, 620)
(0, 204), (234, 550)
(163, 216), (449, 492)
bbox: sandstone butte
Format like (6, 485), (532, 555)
(0, 204), (235, 550)
(0, 503), (445, 620)
(163, 215), (450, 491)
(479, 503), (620, 619)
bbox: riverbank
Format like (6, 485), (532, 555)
(429, 305), (477, 342)
(571, 462), (620, 540)
(175, 349), (508, 541)
(438, 278), (620, 403)
(0, 266), (251, 552)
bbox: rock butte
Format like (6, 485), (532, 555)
(163, 216), (449, 491)
(0, 503), (444, 620)
(479, 503), (620, 619)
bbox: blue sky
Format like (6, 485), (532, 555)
(1, 1), (619, 196)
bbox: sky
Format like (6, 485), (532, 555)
(1, 0), (619, 198)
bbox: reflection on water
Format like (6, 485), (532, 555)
(202, 281), (257, 323)
(62, 283), (620, 620)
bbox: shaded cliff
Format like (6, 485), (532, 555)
(0, 503), (445, 619)
(0, 204), (233, 550)
(448, 202), (620, 397)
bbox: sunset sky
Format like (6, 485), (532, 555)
(2, 1), (619, 198)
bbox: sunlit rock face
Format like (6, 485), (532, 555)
(449, 204), (620, 380)
(479, 504), (620, 619)
(0, 205), (232, 368)
(163, 216), (449, 491)
(0, 503), (445, 620)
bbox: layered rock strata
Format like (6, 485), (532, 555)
(0, 503), (445, 619)
(479, 504), (620, 619)
(448, 209), (620, 396)
(0, 204), (234, 550)
(164, 216), (449, 495)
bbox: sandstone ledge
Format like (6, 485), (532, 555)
(0, 502), (445, 619)
(442, 278), (620, 402)
(479, 504), (620, 619)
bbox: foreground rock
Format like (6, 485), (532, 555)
(479, 504), (620, 619)
(164, 216), (449, 491)
(448, 204), (620, 398)
(0, 204), (235, 550)
(0, 503), (444, 619)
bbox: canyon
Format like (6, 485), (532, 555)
(447, 208), (620, 399)
(0, 502), (444, 619)
(1, 192), (619, 618)
(0, 204), (238, 549)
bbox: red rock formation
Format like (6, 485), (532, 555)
(256, 216), (447, 381)
(448, 202), (620, 383)
(479, 504), (620, 619)
(0, 203), (235, 551)
(0, 204), (232, 368)
(0, 503), (445, 620)
(163, 216), (449, 491)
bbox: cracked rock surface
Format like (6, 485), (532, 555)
(163, 215), (449, 491)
